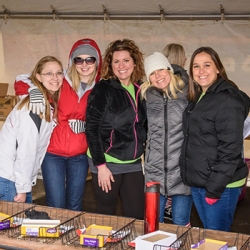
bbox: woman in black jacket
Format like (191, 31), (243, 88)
(180, 47), (250, 231)
(86, 39), (147, 219)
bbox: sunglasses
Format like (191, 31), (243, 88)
(73, 57), (96, 65)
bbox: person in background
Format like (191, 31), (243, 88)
(85, 39), (147, 219)
(141, 52), (192, 226)
(0, 56), (63, 203)
(163, 43), (188, 90)
(162, 43), (189, 221)
(179, 46), (250, 231)
(163, 43), (187, 67)
(14, 38), (102, 210)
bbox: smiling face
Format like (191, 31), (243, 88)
(192, 51), (219, 92)
(36, 61), (63, 94)
(74, 54), (96, 82)
(149, 69), (171, 90)
(111, 50), (135, 86)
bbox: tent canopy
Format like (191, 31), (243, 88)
(0, 1), (249, 95)
(0, 0), (250, 20)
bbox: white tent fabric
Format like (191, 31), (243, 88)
(1, 19), (250, 95)
(0, 0), (249, 95)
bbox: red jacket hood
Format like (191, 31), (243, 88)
(68, 38), (102, 83)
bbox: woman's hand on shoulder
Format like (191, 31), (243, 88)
(97, 164), (115, 193)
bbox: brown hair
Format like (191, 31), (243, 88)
(101, 39), (145, 83)
(188, 47), (238, 102)
(17, 56), (63, 122)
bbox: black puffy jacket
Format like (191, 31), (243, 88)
(180, 77), (250, 199)
(86, 78), (147, 166)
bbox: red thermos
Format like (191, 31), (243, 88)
(144, 181), (160, 234)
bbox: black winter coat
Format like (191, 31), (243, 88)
(171, 64), (189, 86)
(180, 77), (250, 199)
(86, 78), (147, 167)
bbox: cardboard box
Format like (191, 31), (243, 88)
(21, 219), (60, 237)
(0, 83), (17, 118)
(80, 224), (112, 247)
(191, 238), (228, 250)
(0, 83), (8, 97)
(135, 230), (177, 250)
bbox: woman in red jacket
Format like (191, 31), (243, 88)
(14, 38), (102, 211)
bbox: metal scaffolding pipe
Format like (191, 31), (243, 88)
(0, 12), (249, 21)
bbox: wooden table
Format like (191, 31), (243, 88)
(0, 205), (249, 250)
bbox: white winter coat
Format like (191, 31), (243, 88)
(0, 99), (54, 193)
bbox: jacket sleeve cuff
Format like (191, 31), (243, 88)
(205, 191), (221, 199)
(96, 163), (106, 168)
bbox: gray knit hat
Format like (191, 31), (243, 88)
(144, 52), (174, 81)
(71, 44), (99, 65)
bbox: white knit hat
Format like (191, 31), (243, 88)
(144, 52), (174, 81)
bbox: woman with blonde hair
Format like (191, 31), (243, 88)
(141, 52), (192, 226)
(162, 43), (189, 221)
(163, 43), (187, 68)
(0, 56), (63, 203)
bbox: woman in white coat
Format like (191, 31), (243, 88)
(0, 56), (63, 203)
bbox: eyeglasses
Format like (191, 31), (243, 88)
(74, 57), (96, 65)
(40, 72), (64, 78)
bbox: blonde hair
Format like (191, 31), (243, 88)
(163, 43), (186, 67)
(141, 70), (185, 99)
(67, 63), (97, 92)
(17, 56), (62, 122)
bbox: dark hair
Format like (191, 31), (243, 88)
(101, 39), (145, 83)
(188, 47), (237, 101)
